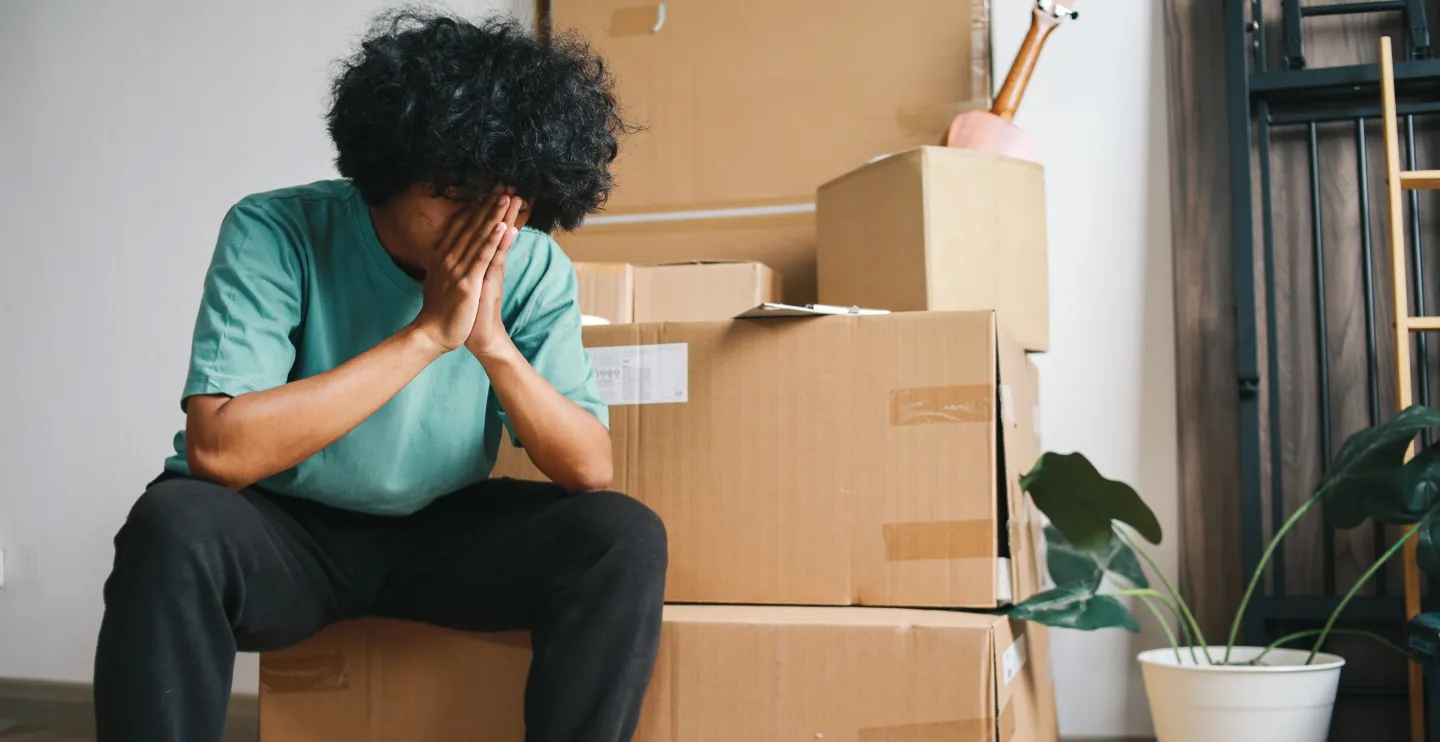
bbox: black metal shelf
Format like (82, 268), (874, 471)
(1226, 0), (1440, 737)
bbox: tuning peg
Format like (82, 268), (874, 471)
(1037, 0), (1079, 20)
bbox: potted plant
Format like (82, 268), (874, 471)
(1011, 404), (1440, 742)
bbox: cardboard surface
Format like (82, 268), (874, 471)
(634, 261), (782, 322)
(574, 262), (635, 324)
(558, 210), (818, 303)
(550, 0), (992, 213)
(493, 310), (1041, 608)
(816, 147), (1050, 351)
(259, 606), (1058, 742)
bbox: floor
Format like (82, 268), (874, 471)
(0, 721), (88, 742)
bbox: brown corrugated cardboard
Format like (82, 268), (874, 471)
(574, 262), (634, 324)
(258, 606), (1058, 742)
(493, 310), (1041, 608)
(549, 0), (991, 213)
(558, 210), (817, 303)
(634, 261), (781, 322)
(816, 147), (1050, 351)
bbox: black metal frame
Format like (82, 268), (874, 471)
(1226, 0), (1440, 730)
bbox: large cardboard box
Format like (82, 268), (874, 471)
(816, 147), (1050, 351)
(634, 261), (781, 322)
(494, 310), (1042, 608)
(259, 606), (1059, 742)
(575, 262), (635, 324)
(558, 210), (817, 303)
(550, 0), (992, 214)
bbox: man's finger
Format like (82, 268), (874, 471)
(439, 189), (503, 265)
(455, 194), (511, 271)
(479, 227), (518, 300)
(469, 196), (523, 277)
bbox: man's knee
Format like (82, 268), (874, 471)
(568, 490), (668, 580)
(115, 479), (237, 569)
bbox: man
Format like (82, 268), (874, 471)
(93, 11), (665, 742)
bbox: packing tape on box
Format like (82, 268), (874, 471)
(858, 717), (998, 742)
(998, 698), (1017, 742)
(260, 653), (350, 694)
(889, 385), (993, 426)
(609, 4), (665, 36)
(882, 519), (992, 561)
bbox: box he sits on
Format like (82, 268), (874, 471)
(259, 606), (1059, 742)
(494, 310), (1043, 609)
(817, 147), (1049, 351)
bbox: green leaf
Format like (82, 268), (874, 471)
(1044, 523), (1149, 589)
(1022, 452), (1163, 550)
(1009, 582), (1140, 632)
(1371, 445), (1440, 524)
(1419, 517), (1440, 577)
(1321, 405), (1440, 528)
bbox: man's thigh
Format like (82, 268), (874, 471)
(369, 478), (663, 632)
(109, 476), (360, 652)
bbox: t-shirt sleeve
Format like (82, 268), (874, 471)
(180, 202), (303, 409)
(501, 239), (608, 445)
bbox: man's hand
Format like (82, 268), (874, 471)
(465, 194), (525, 362)
(410, 190), (522, 354)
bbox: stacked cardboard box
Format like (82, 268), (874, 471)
(575, 260), (782, 325)
(549, 0), (995, 304)
(260, 3), (1062, 739)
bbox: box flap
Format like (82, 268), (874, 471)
(995, 316), (1042, 603)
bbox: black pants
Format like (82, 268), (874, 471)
(92, 476), (668, 742)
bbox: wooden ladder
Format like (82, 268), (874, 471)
(1379, 34), (1428, 742)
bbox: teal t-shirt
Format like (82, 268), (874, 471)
(165, 180), (607, 515)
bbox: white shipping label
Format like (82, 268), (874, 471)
(1002, 636), (1029, 685)
(587, 344), (688, 406)
(997, 557), (1013, 603)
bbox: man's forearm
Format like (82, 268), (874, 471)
(479, 341), (613, 493)
(185, 326), (446, 490)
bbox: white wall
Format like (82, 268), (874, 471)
(991, 0), (1181, 738)
(0, 0), (525, 694)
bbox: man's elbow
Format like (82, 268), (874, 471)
(560, 457), (614, 494)
(185, 443), (254, 492)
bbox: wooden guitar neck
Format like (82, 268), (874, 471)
(991, 2), (1074, 122)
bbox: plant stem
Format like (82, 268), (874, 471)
(1118, 528), (1208, 654)
(1307, 522), (1423, 663)
(1133, 594), (1183, 664)
(1225, 484), (1330, 663)
(1253, 628), (1414, 666)
(1108, 588), (1200, 665)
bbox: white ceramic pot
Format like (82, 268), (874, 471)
(1138, 646), (1345, 742)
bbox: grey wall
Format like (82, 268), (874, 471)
(990, 0), (1179, 737)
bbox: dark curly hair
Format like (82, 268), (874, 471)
(327, 8), (630, 232)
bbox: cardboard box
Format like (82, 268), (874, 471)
(574, 262), (635, 324)
(549, 0), (992, 213)
(559, 210), (817, 303)
(258, 606), (1059, 742)
(817, 147), (1050, 351)
(494, 310), (1042, 608)
(634, 261), (782, 322)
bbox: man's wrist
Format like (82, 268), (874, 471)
(399, 323), (452, 362)
(469, 335), (523, 369)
